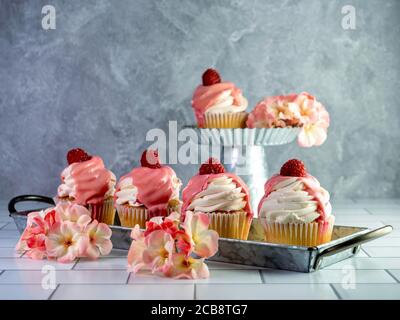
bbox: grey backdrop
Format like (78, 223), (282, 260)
(1, 0), (400, 201)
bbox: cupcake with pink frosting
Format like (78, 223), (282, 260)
(258, 159), (335, 246)
(192, 68), (248, 128)
(56, 148), (116, 225)
(114, 149), (182, 228)
(182, 158), (253, 240)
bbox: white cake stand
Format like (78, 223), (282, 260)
(191, 127), (300, 213)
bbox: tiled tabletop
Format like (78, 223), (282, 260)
(1, 199), (400, 300)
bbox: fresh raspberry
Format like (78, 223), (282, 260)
(199, 157), (225, 175)
(140, 149), (161, 169)
(67, 148), (92, 165)
(280, 159), (307, 177)
(202, 68), (221, 86)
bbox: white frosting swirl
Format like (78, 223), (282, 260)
(205, 89), (248, 114)
(171, 175), (182, 200)
(259, 177), (331, 223)
(57, 166), (74, 198)
(115, 177), (141, 206)
(187, 176), (246, 212)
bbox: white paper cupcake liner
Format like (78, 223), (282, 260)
(207, 211), (252, 240)
(193, 127), (300, 146)
(260, 216), (335, 246)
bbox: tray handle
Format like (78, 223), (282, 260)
(8, 194), (55, 215)
(313, 225), (393, 270)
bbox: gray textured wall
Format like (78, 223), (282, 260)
(1, 0), (400, 201)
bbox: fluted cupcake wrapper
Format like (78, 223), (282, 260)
(204, 112), (248, 129)
(116, 204), (181, 229)
(55, 197), (116, 225)
(260, 216), (335, 247)
(207, 211), (252, 240)
(88, 197), (116, 225)
(116, 205), (148, 229)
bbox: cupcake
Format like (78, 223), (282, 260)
(182, 158), (253, 240)
(258, 159), (334, 246)
(192, 68), (248, 128)
(114, 149), (182, 228)
(56, 148), (116, 225)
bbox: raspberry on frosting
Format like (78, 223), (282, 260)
(202, 68), (221, 86)
(280, 159), (307, 177)
(140, 149), (161, 169)
(67, 148), (92, 165)
(199, 157), (225, 175)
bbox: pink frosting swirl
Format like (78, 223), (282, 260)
(115, 166), (181, 218)
(181, 173), (253, 221)
(192, 82), (247, 127)
(57, 156), (115, 205)
(258, 174), (332, 223)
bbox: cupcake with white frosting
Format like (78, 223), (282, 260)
(182, 158), (253, 240)
(114, 150), (182, 228)
(192, 68), (248, 128)
(258, 159), (334, 246)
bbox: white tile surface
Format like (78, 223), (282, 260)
(363, 237), (400, 247)
(0, 238), (19, 247)
(129, 269), (262, 284)
(0, 270), (129, 284)
(196, 284), (338, 300)
(0, 258), (75, 270)
(368, 208), (400, 215)
(325, 258), (400, 270)
(74, 257), (127, 270)
(0, 247), (23, 258)
(262, 269), (395, 284)
(334, 221), (385, 228)
(1, 222), (18, 230)
(363, 247), (400, 258)
(51, 284), (194, 300)
(333, 208), (371, 216)
(0, 284), (54, 300)
(0, 230), (20, 239)
(388, 270), (400, 282)
(332, 284), (400, 299)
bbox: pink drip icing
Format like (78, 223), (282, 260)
(258, 174), (331, 222)
(65, 156), (112, 205)
(181, 173), (253, 221)
(192, 82), (245, 127)
(115, 166), (177, 218)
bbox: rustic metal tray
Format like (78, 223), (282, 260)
(8, 195), (393, 273)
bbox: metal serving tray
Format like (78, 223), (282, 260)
(8, 195), (393, 273)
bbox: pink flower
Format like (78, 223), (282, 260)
(83, 220), (113, 259)
(143, 230), (174, 273)
(246, 94), (301, 128)
(182, 211), (219, 258)
(144, 213), (180, 238)
(45, 221), (88, 263)
(296, 92), (330, 147)
(15, 208), (57, 259)
(55, 202), (92, 227)
(127, 225), (147, 273)
(127, 212), (218, 279)
(164, 253), (210, 279)
(247, 92), (330, 147)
